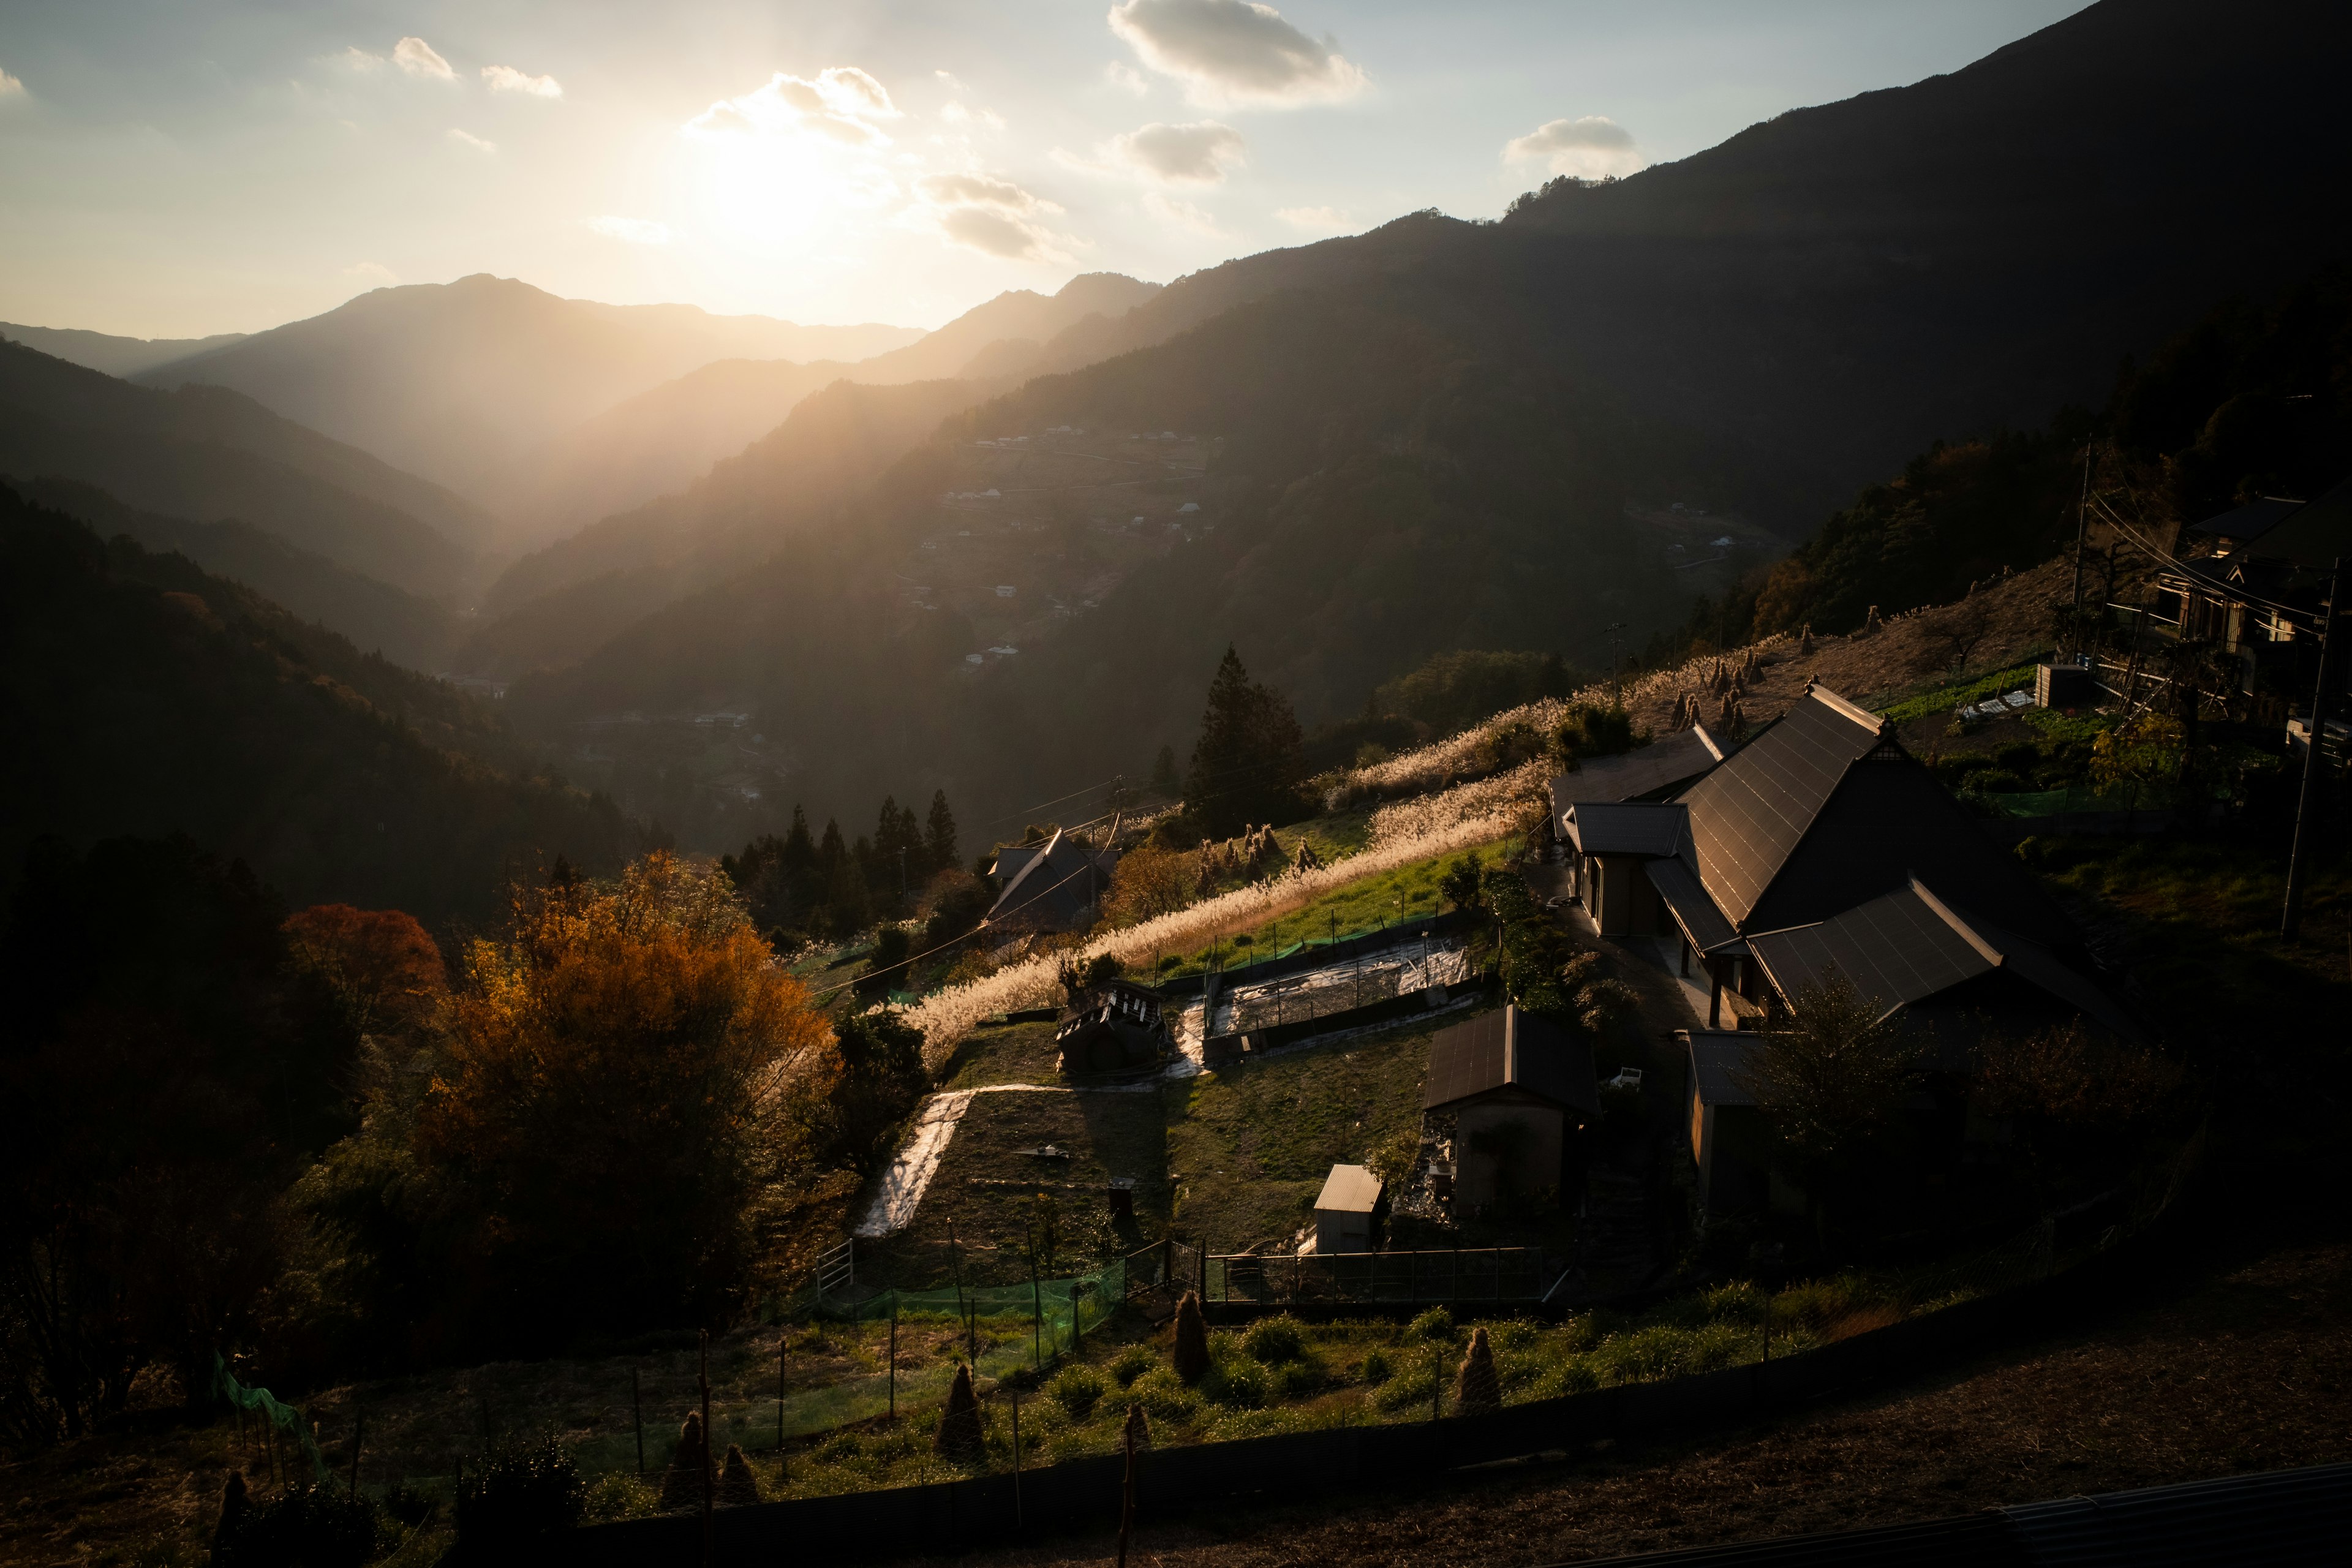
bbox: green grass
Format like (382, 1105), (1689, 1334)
(859, 1090), (1167, 1291)
(1877, 658), (2046, 726)
(1164, 1018), (1440, 1252)
(1150, 840), (1482, 981)
(937, 1020), (1064, 1089)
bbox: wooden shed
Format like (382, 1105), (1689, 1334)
(1422, 1005), (1599, 1211)
(1681, 1028), (1771, 1215)
(1311, 1164), (1382, 1254)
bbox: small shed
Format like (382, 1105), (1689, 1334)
(1311, 1164), (1382, 1254)
(1681, 1029), (1771, 1215)
(1056, 979), (1170, 1074)
(1422, 1005), (1599, 1210)
(1560, 801), (1686, 937)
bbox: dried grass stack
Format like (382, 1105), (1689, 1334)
(717, 1442), (763, 1507)
(1454, 1325), (1502, 1417)
(933, 1363), (986, 1466)
(1172, 1290), (1210, 1384)
(658, 1412), (709, 1509)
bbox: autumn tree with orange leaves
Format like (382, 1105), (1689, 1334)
(414, 853), (834, 1339)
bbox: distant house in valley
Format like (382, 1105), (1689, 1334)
(982, 826), (1119, 938)
(1056, 977), (1170, 1074)
(1422, 1005), (1599, 1212)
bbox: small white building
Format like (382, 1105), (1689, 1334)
(1311, 1164), (1382, 1254)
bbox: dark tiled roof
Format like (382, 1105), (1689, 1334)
(1744, 879), (2137, 1040)
(2247, 474), (2352, 567)
(1683, 1030), (1760, 1107)
(1647, 853), (1738, 952)
(1564, 801), (1688, 857)
(2190, 494), (2305, 545)
(1423, 1005), (1599, 1117)
(1676, 686), (1887, 929)
(984, 827), (1117, 933)
(1550, 726), (1728, 816)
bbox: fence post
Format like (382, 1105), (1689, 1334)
(632, 1368), (644, 1475)
(1011, 1389), (1024, 1533)
(348, 1410), (363, 1501)
(889, 1307), (899, 1420)
(776, 1335), (788, 1479)
(698, 1330), (714, 1568)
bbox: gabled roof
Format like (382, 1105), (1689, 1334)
(1676, 684), (1888, 929)
(1647, 853), (1738, 953)
(1550, 725), (1727, 816)
(1682, 1030), (1761, 1107)
(984, 827), (1117, 933)
(2245, 474), (2352, 568)
(2190, 494), (2305, 546)
(1314, 1163), (1382, 1214)
(1744, 878), (2138, 1041)
(1562, 801), (1687, 858)
(1423, 1005), (1599, 1117)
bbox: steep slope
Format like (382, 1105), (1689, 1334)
(1, 322), (248, 378)
(138, 275), (921, 521)
(496, 355), (855, 541)
(461, 377), (1003, 674)
(845, 273), (1161, 387)
(0, 339), (486, 598)
(14, 477), (459, 672)
(0, 484), (642, 921)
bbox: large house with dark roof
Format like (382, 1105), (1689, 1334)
(1560, 682), (2124, 1040)
(980, 826), (1119, 938)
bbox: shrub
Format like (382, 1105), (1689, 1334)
(1128, 1366), (1200, 1422)
(1539, 1358), (1600, 1398)
(1205, 1359), (1268, 1409)
(454, 1435), (585, 1547)
(1489, 1317), (1541, 1352)
(216, 1483), (381, 1568)
(1405, 1306), (1455, 1344)
(1359, 1346), (1394, 1386)
(582, 1472), (655, 1524)
(1049, 1363), (1109, 1419)
(1109, 1343), (1158, 1388)
(1273, 1357), (1324, 1399)
(1242, 1314), (1306, 1363)
(818, 1431), (862, 1463)
(1372, 1363), (1439, 1414)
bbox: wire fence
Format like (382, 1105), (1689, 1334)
(211, 1353), (331, 1487)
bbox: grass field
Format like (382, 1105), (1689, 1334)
(936, 1020), (1065, 1089)
(1150, 842), (1480, 982)
(1164, 1019), (1441, 1253)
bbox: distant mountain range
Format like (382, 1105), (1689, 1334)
(0, 321), (249, 378)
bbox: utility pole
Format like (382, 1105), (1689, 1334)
(2283, 557), (2342, 940)
(2069, 442), (2093, 653)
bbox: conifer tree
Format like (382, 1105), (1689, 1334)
(1183, 646), (1305, 837)
(781, 806), (816, 876)
(925, 790), (959, 875)
(1150, 745), (1180, 797)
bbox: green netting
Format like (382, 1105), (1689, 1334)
(212, 1353), (331, 1483)
(718, 1261), (1128, 1446)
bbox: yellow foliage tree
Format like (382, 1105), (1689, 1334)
(419, 853), (834, 1333)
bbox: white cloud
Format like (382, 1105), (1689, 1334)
(687, 66), (902, 147)
(1502, 115), (1645, 179)
(919, 172), (1071, 262)
(0, 67), (26, 99)
(1275, 204), (1350, 232)
(1144, 190), (1225, 236)
(918, 173), (1058, 214)
(482, 64), (563, 99)
(1107, 0), (1365, 108)
(589, 215), (674, 244)
(446, 128), (496, 154)
(1104, 61), (1150, 96)
(938, 206), (1063, 262)
(1110, 120), (1245, 184)
(939, 100), (1006, 132)
(341, 262), (398, 287)
(393, 37), (455, 81)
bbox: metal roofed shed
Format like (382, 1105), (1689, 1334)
(1310, 1163), (1382, 1254)
(1562, 802), (1688, 858)
(1680, 1029), (1770, 1214)
(1423, 1005), (1597, 1212)
(1562, 802), (1688, 937)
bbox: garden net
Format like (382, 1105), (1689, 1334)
(211, 1354), (332, 1483)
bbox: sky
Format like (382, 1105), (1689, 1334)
(0, 1), (2091, 339)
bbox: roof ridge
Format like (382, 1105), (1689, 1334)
(1805, 680), (1888, 734)
(1907, 876), (2006, 967)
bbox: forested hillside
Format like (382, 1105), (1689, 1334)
(0, 486), (642, 921)
(0, 339), (489, 598)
